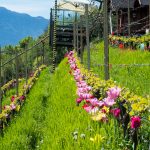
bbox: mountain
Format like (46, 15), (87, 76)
(0, 7), (49, 46)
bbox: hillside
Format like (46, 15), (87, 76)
(0, 7), (49, 46)
(0, 61), (102, 149)
(0, 56), (149, 149)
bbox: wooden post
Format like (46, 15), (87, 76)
(37, 49), (39, 68)
(25, 45), (28, 85)
(73, 23), (76, 50)
(109, 9), (113, 34)
(52, 0), (57, 72)
(74, 12), (77, 51)
(85, 4), (90, 70)
(63, 10), (65, 25)
(128, 0), (131, 35)
(0, 46), (2, 131)
(42, 41), (45, 64)
(15, 50), (19, 96)
(80, 16), (83, 63)
(104, 0), (110, 80)
(77, 22), (79, 56)
(50, 8), (53, 47)
(116, 9), (119, 35)
(149, 0), (150, 30)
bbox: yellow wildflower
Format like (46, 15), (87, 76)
(90, 134), (105, 143)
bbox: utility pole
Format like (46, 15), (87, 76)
(85, 4), (90, 70)
(128, 0), (131, 35)
(104, 0), (109, 80)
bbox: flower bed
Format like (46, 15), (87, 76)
(109, 34), (150, 50)
(66, 51), (149, 149)
(0, 65), (46, 128)
(2, 78), (24, 97)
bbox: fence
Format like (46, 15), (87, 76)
(82, 42), (150, 97)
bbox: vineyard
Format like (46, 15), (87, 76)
(0, 0), (150, 150)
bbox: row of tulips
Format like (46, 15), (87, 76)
(0, 65), (46, 128)
(109, 34), (150, 43)
(109, 35), (150, 50)
(2, 78), (24, 97)
(66, 51), (149, 149)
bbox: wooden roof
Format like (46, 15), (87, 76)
(111, 0), (149, 10)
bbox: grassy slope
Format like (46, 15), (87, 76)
(41, 59), (123, 150)
(0, 69), (51, 149)
(0, 59), (127, 150)
(83, 42), (150, 96)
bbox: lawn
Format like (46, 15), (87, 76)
(83, 42), (150, 96)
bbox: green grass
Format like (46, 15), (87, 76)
(0, 70), (50, 149)
(0, 60), (126, 150)
(0, 58), (148, 150)
(83, 42), (150, 96)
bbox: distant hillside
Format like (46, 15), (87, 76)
(0, 7), (49, 46)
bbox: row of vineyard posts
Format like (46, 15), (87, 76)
(70, 0), (109, 80)
(0, 35), (51, 130)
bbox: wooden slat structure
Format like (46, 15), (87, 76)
(50, 8), (86, 50)
(111, 0), (150, 34)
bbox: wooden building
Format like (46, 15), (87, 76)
(111, 0), (150, 34)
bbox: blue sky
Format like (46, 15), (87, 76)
(0, 0), (56, 19)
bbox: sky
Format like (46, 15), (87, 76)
(0, 0), (56, 19)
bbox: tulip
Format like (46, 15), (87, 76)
(11, 96), (15, 102)
(103, 97), (116, 107)
(131, 116), (141, 129)
(107, 87), (121, 100)
(82, 104), (93, 113)
(76, 98), (83, 104)
(111, 108), (121, 118)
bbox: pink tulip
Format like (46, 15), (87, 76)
(97, 101), (105, 107)
(111, 108), (121, 118)
(107, 87), (121, 100)
(20, 95), (26, 101)
(11, 96), (15, 102)
(76, 98), (83, 104)
(131, 116), (141, 129)
(88, 98), (99, 106)
(82, 104), (93, 113)
(10, 104), (16, 110)
(103, 97), (116, 107)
